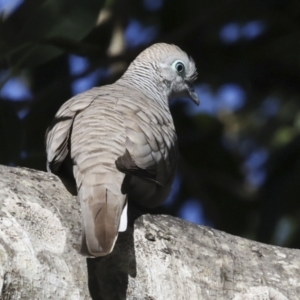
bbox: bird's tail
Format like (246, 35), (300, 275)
(78, 183), (127, 257)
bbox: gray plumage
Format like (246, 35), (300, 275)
(45, 43), (198, 257)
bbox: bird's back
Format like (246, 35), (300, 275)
(45, 42), (197, 257)
(47, 83), (178, 256)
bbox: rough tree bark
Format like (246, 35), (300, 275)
(0, 164), (299, 300)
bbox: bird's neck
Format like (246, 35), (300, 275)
(117, 64), (171, 109)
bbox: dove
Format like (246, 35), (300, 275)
(45, 43), (198, 257)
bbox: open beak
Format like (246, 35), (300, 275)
(186, 82), (199, 106)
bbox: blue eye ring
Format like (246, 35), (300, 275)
(175, 61), (185, 73)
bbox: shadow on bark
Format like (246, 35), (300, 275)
(87, 209), (138, 300)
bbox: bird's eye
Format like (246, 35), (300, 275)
(175, 62), (185, 73)
(172, 60), (186, 75)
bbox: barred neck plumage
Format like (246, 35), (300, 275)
(117, 60), (171, 109)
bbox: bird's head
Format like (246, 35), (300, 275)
(122, 43), (199, 105)
(159, 49), (199, 105)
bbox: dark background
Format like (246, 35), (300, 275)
(1, 0), (300, 248)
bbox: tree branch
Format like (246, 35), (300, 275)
(0, 164), (298, 299)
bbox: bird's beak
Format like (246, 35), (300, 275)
(186, 82), (199, 106)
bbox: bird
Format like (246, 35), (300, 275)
(45, 43), (199, 257)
